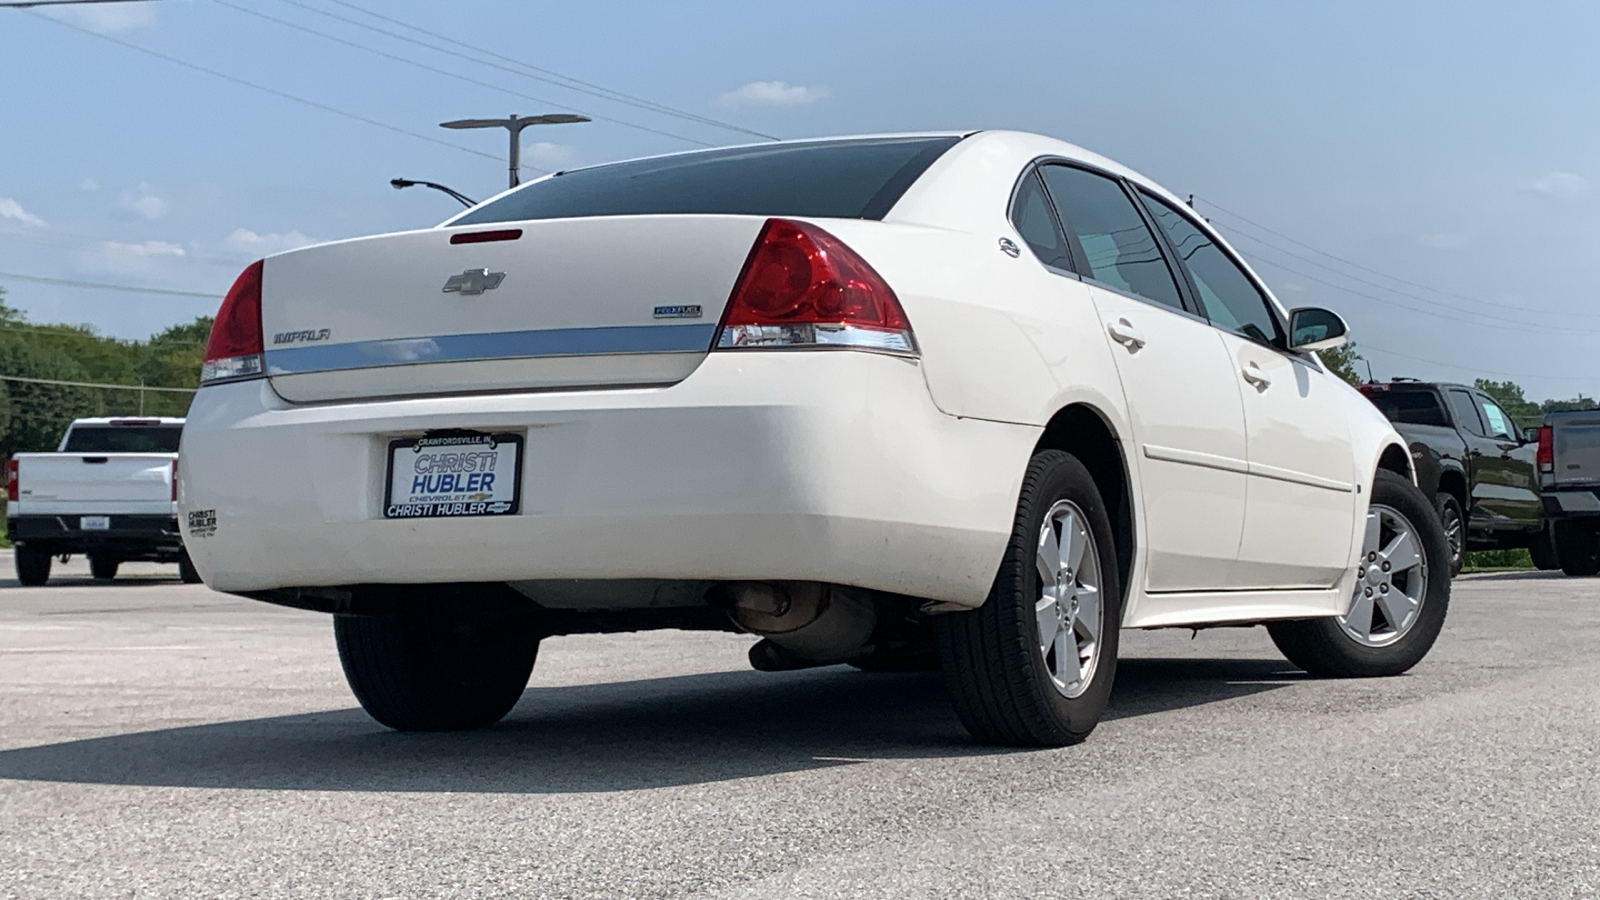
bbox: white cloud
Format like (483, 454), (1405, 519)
(119, 183), (168, 221)
(718, 81), (829, 108)
(222, 228), (319, 257)
(1418, 232), (1469, 250)
(79, 179), (100, 192)
(0, 198), (47, 229)
(75, 240), (185, 276)
(1524, 171), (1590, 199)
(41, 4), (157, 33)
(523, 142), (581, 174)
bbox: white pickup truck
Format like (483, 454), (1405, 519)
(1540, 409), (1600, 576)
(5, 417), (196, 585)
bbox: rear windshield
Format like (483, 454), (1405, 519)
(1367, 391), (1450, 427)
(450, 136), (963, 226)
(62, 425), (183, 453)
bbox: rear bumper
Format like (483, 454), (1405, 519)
(1543, 487), (1600, 519)
(178, 352), (1037, 606)
(5, 514), (183, 556)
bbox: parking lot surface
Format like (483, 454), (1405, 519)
(1, 554), (1597, 899)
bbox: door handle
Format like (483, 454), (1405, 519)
(1107, 318), (1145, 350)
(1241, 361), (1271, 389)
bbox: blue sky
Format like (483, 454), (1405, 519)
(1, 0), (1596, 400)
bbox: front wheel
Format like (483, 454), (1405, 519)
(1554, 520), (1600, 577)
(1268, 469), (1451, 678)
(335, 600), (540, 731)
(14, 545), (52, 586)
(938, 450), (1123, 747)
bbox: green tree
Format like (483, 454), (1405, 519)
(1318, 342), (1366, 387)
(0, 332), (103, 455)
(1542, 394), (1598, 415)
(1474, 379), (1543, 430)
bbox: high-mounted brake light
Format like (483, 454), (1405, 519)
(201, 259), (265, 385)
(715, 219), (916, 354)
(1537, 425), (1554, 474)
(6, 459), (17, 502)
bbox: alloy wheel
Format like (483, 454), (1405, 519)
(1340, 504), (1429, 647)
(1034, 500), (1103, 698)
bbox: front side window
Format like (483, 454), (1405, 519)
(1476, 396), (1517, 441)
(1009, 169), (1074, 271)
(1038, 165), (1184, 312)
(1139, 191), (1283, 346)
(1447, 390), (1487, 437)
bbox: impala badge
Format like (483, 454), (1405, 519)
(443, 268), (505, 296)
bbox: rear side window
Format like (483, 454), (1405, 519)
(1139, 191), (1284, 346)
(1038, 165), (1185, 312)
(62, 425), (183, 453)
(1009, 170), (1074, 271)
(451, 136), (962, 226)
(1368, 391), (1450, 427)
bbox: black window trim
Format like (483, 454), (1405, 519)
(1026, 156), (1208, 324)
(1006, 164), (1080, 279)
(1446, 388), (1488, 436)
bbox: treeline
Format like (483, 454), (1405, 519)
(0, 286), (211, 456)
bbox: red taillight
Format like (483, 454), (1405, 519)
(6, 459), (17, 502)
(715, 219), (915, 354)
(201, 260), (265, 384)
(1537, 425), (1554, 474)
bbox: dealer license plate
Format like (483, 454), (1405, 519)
(383, 433), (522, 519)
(79, 515), (111, 531)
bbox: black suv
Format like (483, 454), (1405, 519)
(1359, 380), (1544, 574)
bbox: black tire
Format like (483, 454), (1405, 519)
(14, 545), (51, 586)
(89, 554), (120, 581)
(1528, 530), (1560, 571)
(1554, 520), (1600, 577)
(1268, 470), (1451, 678)
(334, 602), (540, 731)
(1434, 493), (1465, 578)
(176, 549), (202, 584)
(937, 450), (1123, 747)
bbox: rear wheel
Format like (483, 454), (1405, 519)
(1269, 470), (1450, 677)
(1528, 530), (1560, 571)
(176, 549), (202, 584)
(1554, 520), (1600, 577)
(14, 545), (51, 586)
(335, 600), (540, 731)
(1434, 494), (1465, 577)
(89, 554), (120, 581)
(938, 450), (1122, 747)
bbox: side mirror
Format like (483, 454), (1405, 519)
(1288, 307), (1349, 352)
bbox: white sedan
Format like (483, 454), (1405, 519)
(180, 130), (1450, 746)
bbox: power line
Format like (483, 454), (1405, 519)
(255, 0), (716, 148)
(1354, 341), (1595, 383)
(0, 324), (207, 348)
(206, 0), (694, 156)
(1195, 195), (1599, 320)
(0, 271), (220, 299)
(0, 374), (195, 393)
(291, 0), (777, 142)
(25, 10), (503, 164)
(0, 226), (247, 268)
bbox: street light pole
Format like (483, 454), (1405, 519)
(439, 113), (591, 189)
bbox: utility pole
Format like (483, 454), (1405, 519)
(439, 113), (591, 189)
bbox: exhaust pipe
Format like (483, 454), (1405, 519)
(721, 581), (876, 666)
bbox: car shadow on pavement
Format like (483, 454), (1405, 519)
(0, 657), (1299, 794)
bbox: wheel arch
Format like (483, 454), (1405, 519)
(1033, 403), (1135, 599)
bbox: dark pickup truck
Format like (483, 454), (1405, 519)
(1359, 380), (1544, 574)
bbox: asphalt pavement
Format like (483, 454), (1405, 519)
(1, 552), (1597, 899)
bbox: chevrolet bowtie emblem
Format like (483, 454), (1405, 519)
(442, 268), (506, 296)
